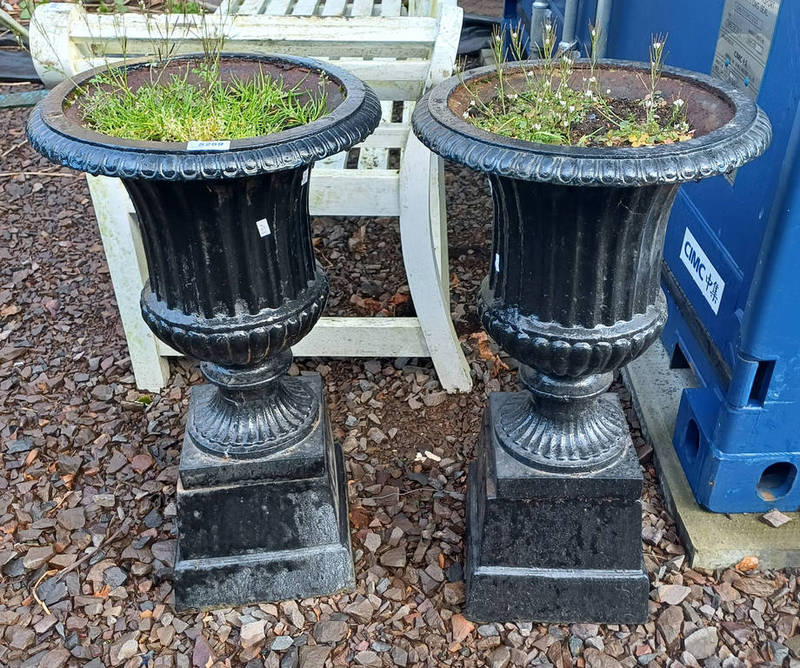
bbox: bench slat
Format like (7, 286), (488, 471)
(350, 0), (373, 16)
(80, 55), (429, 100)
(237, 0), (268, 13)
(72, 15), (437, 59)
(320, 0), (347, 16)
(264, 0), (293, 14)
(156, 317), (429, 357)
(316, 152), (348, 169)
(357, 122), (408, 148)
(291, 0), (319, 15)
(315, 122), (407, 171)
(76, 40), (432, 60)
(293, 317), (429, 357)
(312, 57), (428, 96)
(357, 101), (393, 170)
(380, 0), (402, 16)
(309, 169), (399, 216)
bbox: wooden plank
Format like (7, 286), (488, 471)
(358, 123), (408, 148)
(29, 3), (87, 86)
(72, 15), (438, 59)
(313, 58), (428, 99)
(157, 317), (429, 357)
(236, 0), (268, 13)
(399, 133), (472, 391)
(358, 101), (393, 170)
(430, 155), (449, 308)
(309, 170), (399, 216)
(315, 152), (348, 169)
(87, 175), (170, 391)
(320, 0), (347, 15)
(427, 3), (462, 85)
(397, 100), (414, 161)
(312, 133), (417, 165)
(75, 39), (430, 61)
(291, 0), (319, 15)
(263, 0), (293, 13)
(408, 0), (432, 17)
(380, 0), (402, 16)
(296, 318), (428, 357)
(350, 0), (373, 16)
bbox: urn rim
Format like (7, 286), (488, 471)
(26, 52), (382, 180)
(412, 59), (772, 186)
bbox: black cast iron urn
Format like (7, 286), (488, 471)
(412, 60), (770, 622)
(27, 53), (381, 609)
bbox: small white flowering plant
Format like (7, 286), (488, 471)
(458, 23), (693, 148)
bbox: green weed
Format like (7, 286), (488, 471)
(76, 63), (330, 142)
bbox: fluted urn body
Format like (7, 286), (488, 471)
(481, 176), (677, 471)
(414, 59), (771, 474)
(413, 59), (770, 623)
(28, 53), (381, 459)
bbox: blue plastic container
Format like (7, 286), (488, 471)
(596, 0), (800, 513)
(502, 1), (800, 512)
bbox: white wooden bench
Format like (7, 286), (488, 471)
(30, 0), (472, 392)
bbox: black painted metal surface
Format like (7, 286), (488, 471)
(413, 59), (770, 622)
(27, 52), (381, 459)
(481, 177), (677, 470)
(413, 57), (770, 472)
(27, 53), (381, 180)
(131, 167), (329, 458)
(173, 376), (356, 610)
(27, 53), (380, 609)
(412, 59), (771, 187)
(464, 396), (649, 623)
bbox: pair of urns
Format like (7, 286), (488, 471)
(28, 52), (769, 621)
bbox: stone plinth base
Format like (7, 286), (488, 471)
(465, 392), (649, 623)
(173, 374), (354, 610)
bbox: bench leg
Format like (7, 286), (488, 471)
(86, 175), (170, 392)
(400, 134), (472, 392)
(430, 155), (451, 311)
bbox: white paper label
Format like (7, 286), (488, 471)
(680, 228), (725, 314)
(256, 218), (271, 237)
(186, 140), (231, 151)
(301, 168), (310, 185)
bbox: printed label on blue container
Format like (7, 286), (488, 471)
(680, 227), (725, 315)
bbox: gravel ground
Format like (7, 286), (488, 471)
(2, 75), (800, 668)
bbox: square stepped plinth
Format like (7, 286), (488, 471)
(173, 374), (354, 610)
(465, 392), (649, 623)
